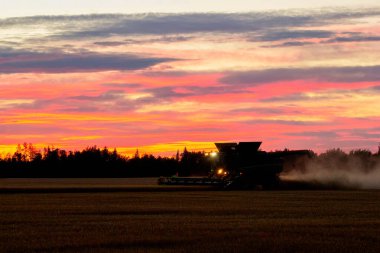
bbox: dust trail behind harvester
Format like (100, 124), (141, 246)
(280, 149), (380, 189)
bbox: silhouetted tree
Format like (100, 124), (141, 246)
(134, 149), (140, 159)
(1, 143), (379, 178)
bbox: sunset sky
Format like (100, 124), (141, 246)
(1, 1), (380, 156)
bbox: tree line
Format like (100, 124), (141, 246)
(0, 143), (379, 178)
(0, 144), (212, 178)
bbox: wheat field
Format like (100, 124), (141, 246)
(1, 179), (380, 253)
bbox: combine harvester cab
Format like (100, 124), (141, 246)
(158, 142), (310, 189)
(214, 142), (283, 189)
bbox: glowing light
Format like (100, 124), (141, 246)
(210, 151), (218, 157)
(217, 168), (224, 175)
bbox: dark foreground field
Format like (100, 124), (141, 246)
(1, 179), (380, 253)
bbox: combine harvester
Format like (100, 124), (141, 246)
(158, 142), (311, 189)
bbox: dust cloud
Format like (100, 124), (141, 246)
(281, 149), (380, 189)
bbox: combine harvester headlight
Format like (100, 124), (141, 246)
(217, 168), (227, 175)
(210, 151), (218, 157)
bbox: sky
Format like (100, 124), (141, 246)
(2, 1), (380, 17)
(1, 1), (380, 156)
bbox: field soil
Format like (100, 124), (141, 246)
(1, 179), (380, 253)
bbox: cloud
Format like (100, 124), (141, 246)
(57, 9), (380, 38)
(0, 99), (35, 109)
(326, 35), (380, 43)
(286, 131), (339, 138)
(25, 84), (248, 113)
(70, 90), (126, 101)
(348, 127), (380, 139)
(264, 32), (380, 47)
(230, 107), (299, 114)
(93, 41), (126, 46)
(3, 91), (136, 112)
(54, 13), (312, 38)
(255, 29), (333, 41)
(243, 119), (322, 126)
(69, 88), (181, 107)
(101, 83), (143, 88)
(33, 91), (134, 113)
(261, 93), (331, 103)
(221, 65), (380, 86)
(94, 35), (193, 46)
(266, 41), (315, 47)
(0, 14), (119, 28)
(143, 87), (186, 100)
(67, 89), (165, 112)
(261, 85), (380, 103)
(142, 85), (247, 102)
(0, 47), (38, 58)
(2, 8), (380, 41)
(0, 41), (21, 46)
(286, 128), (380, 140)
(0, 48), (177, 73)
(60, 106), (100, 113)
(0, 124), (74, 135)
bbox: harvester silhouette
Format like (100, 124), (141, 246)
(158, 142), (310, 189)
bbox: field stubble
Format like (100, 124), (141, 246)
(1, 179), (380, 253)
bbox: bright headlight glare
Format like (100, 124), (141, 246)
(210, 152), (217, 157)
